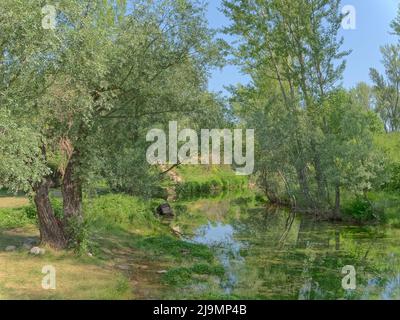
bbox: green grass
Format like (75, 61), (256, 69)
(84, 193), (164, 234)
(162, 264), (225, 286)
(173, 165), (248, 199)
(136, 235), (214, 262)
(0, 207), (35, 230)
(0, 193), (226, 299)
(176, 165), (245, 183)
(374, 132), (400, 163)
(368, 191), (400, 227)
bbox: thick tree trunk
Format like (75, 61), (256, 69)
(62, 153), (83, 221)
(34, 179), (68, 249)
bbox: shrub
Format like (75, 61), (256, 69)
(84, 194), (160, 231)
(386, 163), (400, 191)
(0, 207), (35, 229)
(343, 197), (378, 221)
(66, 216), (90, 254)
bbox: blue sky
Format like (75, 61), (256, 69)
(206, 0), (400, 95)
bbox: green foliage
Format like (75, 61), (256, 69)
(0, 207), (35, 229)
(0, 111), (49, 192)
(224, 0), (385, 213)
(374, 133), (400, 191)
(136, 236), (214, 262)
(370, 44), (400, 132)
(1, 0), (225, 245)
(342, 197), (377, 221)
(23, 197), (63, 220)
(85, 194), (160, 232)
(66, 216), (90, 254)
(162, 264), (225, 286)
(24, 204), (38, 220)
(50, 197), (64, 220)
(374, 132), (400, 163)
(385, 163), (400, 191)
(175, 165), (247, 199)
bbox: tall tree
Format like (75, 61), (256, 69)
(370, 44), (400, 132)
(224, 0), (382, 215)
(0, 0), (223, 248)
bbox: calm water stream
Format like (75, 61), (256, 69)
(182, 197), (400, 300)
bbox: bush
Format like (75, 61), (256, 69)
(24, 204), (37, 220)
(343, 197), (378, 221)
(84, 194), (160, 231)
(386, 163), (400, 191)
(162, 264), (225, 286)
(66, 216), (90, 254)
(51, 197), (64, 219)
(175, 177), (245, 200)
(0, 207), (35, 229)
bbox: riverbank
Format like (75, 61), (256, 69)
(1, 158), (399, 299)
(1, 190), (400, 299)
(0, 193), (228, 299)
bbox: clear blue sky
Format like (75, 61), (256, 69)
(206, 0), (399, 95)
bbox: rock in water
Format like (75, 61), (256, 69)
(156, 203), (174, 217)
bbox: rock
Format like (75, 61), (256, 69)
(30, 247), (45, 255)
(156, 203), (174, 217)
(157, 270), (168, 274)
(5, 245), (16, 252)
(87, 252), (93, 257)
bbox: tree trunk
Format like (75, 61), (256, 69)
(313, 153), (327, 205)
(34, 178), (68, 249)
(62, 153), (83, 221)
(335, 229), (340, 251)
(334, 184), (341, 220)
(296, 166), (312, 208)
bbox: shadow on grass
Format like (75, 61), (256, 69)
(0, 229), (39, 251)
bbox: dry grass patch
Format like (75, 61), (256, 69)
(0, 197), (29, 209)
(0, 250), (133, 300)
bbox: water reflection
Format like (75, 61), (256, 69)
(186, 199), (400, 300)
(188, 222), (245, 293)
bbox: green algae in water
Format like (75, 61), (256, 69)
(177, 198), (400, 300)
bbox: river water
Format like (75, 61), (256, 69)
(181, 197), (400, 300)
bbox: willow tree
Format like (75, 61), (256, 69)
(370, 44), (400, 133)
(369, 4), (400, 133)
(0, 0), (222, 248)
(224, 0), (382, 214)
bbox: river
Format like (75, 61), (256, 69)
(176, 196), (400, 299)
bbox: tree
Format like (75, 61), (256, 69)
(224, 0), (382, 215)
(370, 44), (400, 132)
(0, 0), (223, 248)
(349, 82), (375, 111)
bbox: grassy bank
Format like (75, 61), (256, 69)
(172, 165), (249, 199)
(0, 194), (226, 300)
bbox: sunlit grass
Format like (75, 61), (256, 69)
(0, 197), (29, 209)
